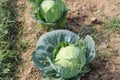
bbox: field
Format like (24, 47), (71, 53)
(0, 0), (120, 80)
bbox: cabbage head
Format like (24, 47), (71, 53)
(32, 30), (95, 80)
(29, 0), (68, 27)
(55, 45), (86, 78)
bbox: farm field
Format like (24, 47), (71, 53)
(0, 0), (120, 80)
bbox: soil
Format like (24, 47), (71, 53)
(16, 0), (120, 80)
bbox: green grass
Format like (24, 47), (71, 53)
(98, 9), (120, 31)
(78, 24), (97, 40)
(106, 17), (120, 30)
(0, 0), (22, 79)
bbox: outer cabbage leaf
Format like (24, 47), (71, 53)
(84, 35), (95, 63)
(29, 0), (43, 6)
(37, 30), (79, 47)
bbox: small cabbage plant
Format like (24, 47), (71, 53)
(32, 30), (95, 80)
(29, 0), (68, 27)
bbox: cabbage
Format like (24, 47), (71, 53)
(55, 45), (86, 78)
(30, 0), (68, 27)
(32, 30), (95, 80)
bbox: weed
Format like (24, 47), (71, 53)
(106, 17), (120, 30)
(98, 9), (105, 16)
(0, 0), (23, 79)
(78, 24), (97, 40)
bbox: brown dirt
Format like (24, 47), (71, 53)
(16, 0), (120, 80)
(16, 0), (45, 80)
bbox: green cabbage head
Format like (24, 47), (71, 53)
(29, 0), (68, 27)
(55, 45), (86, 78)
(32, 30), (95, 80)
